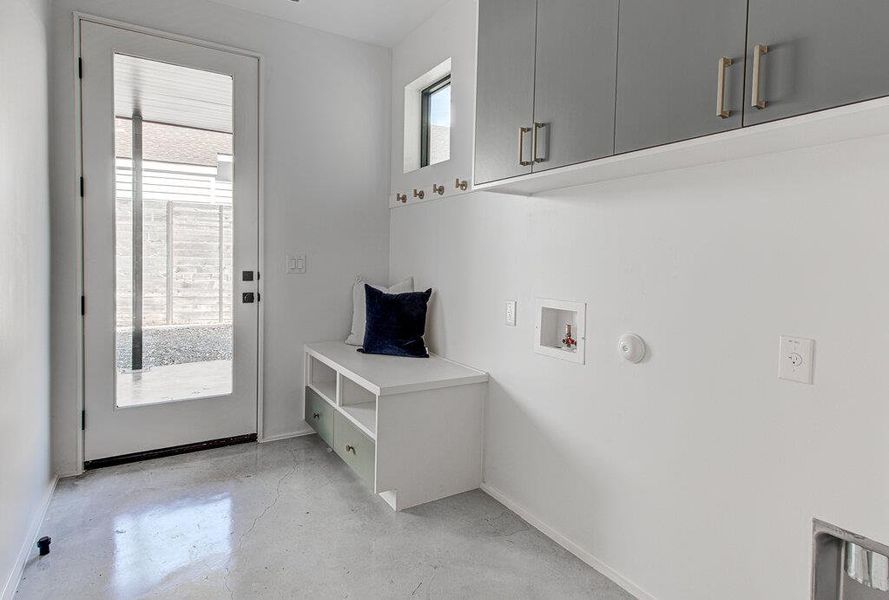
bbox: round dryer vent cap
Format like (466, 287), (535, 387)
(619, 333), (646, 363)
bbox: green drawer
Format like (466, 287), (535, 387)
(333, 411), (375, 487)
(305, 387), (334, 447)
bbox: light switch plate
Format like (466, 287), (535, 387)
(286, 254), (306, 274)
(505, 300), (516, 327)
(778, 336), (814, 384)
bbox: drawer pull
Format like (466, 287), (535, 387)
(518, 126), (532, 166)
(345, 444), (356, 454)
(716, 57), (733, 119)
(312, 412), (320, 419)
(533, 122), (547, 163)
(751, 44), (769, 109)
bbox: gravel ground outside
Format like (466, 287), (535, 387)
(116, 324), (233, 369)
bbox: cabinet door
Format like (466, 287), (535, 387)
(745, 0), (889, 126)
(614, 0), (748, 154)
(305, 387), (333, 447)
(532, 0), (619, 172)
(474, 0), (537, 185)
(333, 411), (375, 487)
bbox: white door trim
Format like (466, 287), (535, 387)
(72, 12), (265, 472)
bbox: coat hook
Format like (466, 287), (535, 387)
(413, 188), (425, 200)
(455, 178), (468, 191)
(433, 183), (445, 195)
(396, 192), (407, 203)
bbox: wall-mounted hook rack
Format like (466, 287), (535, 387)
(433, 184), (445, 195)
(396, 192), (407, 203)
(455, 178), (468, 191)
(413, 188), (425, 200)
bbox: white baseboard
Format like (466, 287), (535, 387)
(480, 482), (657, 600)
(260, 427), (314, 443)
(1, 475), (58, 600)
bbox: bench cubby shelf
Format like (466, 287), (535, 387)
(304, 341), (488, 511)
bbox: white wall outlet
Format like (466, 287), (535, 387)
(505, 300), (517, 327)
(286, 254), (306, 274)
(778, 336), (814, 384)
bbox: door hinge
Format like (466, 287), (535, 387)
(79, 176), (84, 197)
(81, 295), (85, 316)
(257, 292), (261, 302)
(78, 57), (83, 79)
(81, 410), (86, 431)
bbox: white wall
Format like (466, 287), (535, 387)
(0, 0), (54, 596)
(389, 0), (476, 207)
(50, 0), (392, 474)
(390, 3), (889, 598)
(391, 134), (889, 599)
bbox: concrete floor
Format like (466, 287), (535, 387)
(117, 359), (232, 407)
(15, 435), (635, 600)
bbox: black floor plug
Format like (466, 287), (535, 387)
(37, 536), (51, 556)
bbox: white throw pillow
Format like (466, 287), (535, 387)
(345, 276), (414, 346)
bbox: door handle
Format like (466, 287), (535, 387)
(533, 122), (547, 163)
(312, 412), (320, 419)
(518, 127), (532, 166)
(751, 44), (769, 109)
(242, 292), (255, 304)
(716, 57), (733, 119)
(345, 444), (356, 454)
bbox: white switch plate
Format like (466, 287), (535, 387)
(778, 336), (814, 384)
(505, 300), (516, 327)
(286, 254), (306, 274)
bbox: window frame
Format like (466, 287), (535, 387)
(419, 74), (451, 168)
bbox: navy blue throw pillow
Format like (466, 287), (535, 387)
(360, 284), (432, 358)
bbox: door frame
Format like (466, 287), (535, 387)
(72, 12), (265, 473)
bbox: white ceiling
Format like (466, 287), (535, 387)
(206, 0), (451, 47)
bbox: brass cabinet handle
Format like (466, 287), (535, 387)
(751, 44), (769, 109)
(518, 127), (532, 166)
(312, 412), (320, 419)
(432, 183), (445, 195)
(345, 444), (356, 454)
(716, 57), (733, 119)
(396, 192), (407, 203)
(533, 122), (547, 163)
(455, 178), (468, 191)
(412, 188), (425, 200)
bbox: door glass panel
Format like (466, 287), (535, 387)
(113, 54), (234, 407)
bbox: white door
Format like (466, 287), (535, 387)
(80, 19), (260, 463)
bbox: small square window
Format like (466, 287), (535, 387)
(420, 75), (451, 168)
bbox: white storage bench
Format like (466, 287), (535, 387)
(304, 341), (489, 511)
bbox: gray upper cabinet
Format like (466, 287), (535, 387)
(474, 0), (537, 186)
(744, 0), (889, 126)
(613, 0), (748, 154)
(475, 0), (889, 188)
(531, 0), (619, 172)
